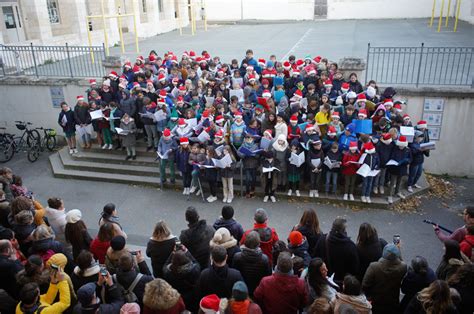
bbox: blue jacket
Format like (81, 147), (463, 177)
(175, 148), (191, 173)
(155, 107), (171, 132)
(376, 141), (394, 167)
(363, 152), (379, 170)
(338, 132), (357, 152)
(388, 147), (411, 176)
(158, 137), (178, 160)
(409, 142), (424, 165)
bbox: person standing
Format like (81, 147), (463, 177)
(73, 96), (92, 149)
(119, 113), (137, 160)
(434, 206), (474, 243)
(58, 102), (77, 154)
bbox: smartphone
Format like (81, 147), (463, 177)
(51, 264), (59, 271)
(130, 251), (138, 256)
(175, 241), (184, 251)
(100, 266), (108, 276)
(393, 234), (401, 245)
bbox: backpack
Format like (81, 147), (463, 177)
(113, 273), (143, 303)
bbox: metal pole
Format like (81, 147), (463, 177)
(86, 17), (95, 64)
(365, 43), (371, 85)
(415, 43), (424, 87)
(101, 0), (109, 56)
(203, 0), (207, 31)
(65, 43), (74, 78)
(445, 0), (452, 26)
(437, 0), (445, 32)
(30, 43), (39, 78)
(118, 14), (125, 53)
(453, 0), (462, 32)
(131, 0), (139, 53)
(429, 0), (436, 27)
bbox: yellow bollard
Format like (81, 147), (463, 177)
(453, 0), (462, 32)
(429, 0), (436, 27)
(437, 0), (445, 32)
(445, 0), (452, 27)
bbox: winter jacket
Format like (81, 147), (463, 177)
(179, 220), (215, 270)
(388, 147), (411, 176)
(146, 237), (177, 278)
(341, 112), (357, 127)
(74, 105), (92, 125)
(239, 141), (260, 169)
(325, 149), (342, 173)
(175, 148), (191, 173)
(357, 238), (388, 281)
(342, 151), (361, 176)
(450, 283), (474, 314)
(213, 218), (244, 243)
(232, 247), (272, 296)
(115, 262), (153, 308)
(163, 260), (201, 312)
(274, 122), (288, 140)
(363, 152), (379, 171)
(241, 223), (279, 266)
(338, 132), (357, 152)
(288, 239), (311, 267)
(0, 255), (23, 298)
(119, 89), (137, 117)
(331, 292), (372, 314)
(436, 258), (465, 281)
(460, 234), (474, 259)
(158, 137), (178, 161)
(198, 264), (243, 299)
(376, 141), (394, 167)
(230, 121), (246, 146)
(89, 237), (110, 264)
(409, 142), (425, 166)
(225, 300), (262, 314)
(58, 109), (76, 133)
(17, 280), (71, 314)
(143, 296), (185, 314)
(362, 257), (408, 314)
(29, 237), (65, 258)
(400, 267), (436, 311)
(253, 272), (309, 314)
(404, 294), (458, 314)
(314, 232), (359, 286)
(119, 119), (137, 148)
(293, 224), (323, 257)
(71, 264), (100, 293)
(72, 282), (123, 314)
(44, 207), (67, 245)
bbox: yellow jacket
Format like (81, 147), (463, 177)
(16, 280), (71, 314)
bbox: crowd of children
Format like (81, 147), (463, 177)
(57, 49), (433, 204)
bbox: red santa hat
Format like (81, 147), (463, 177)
(157, 98), (166, 106)
(417, 120), (428, 129)
(203, 52), (211, 61)
(214, 129), (223, 138)
(293, 89), (303, 99)
(176, 96), (184, 104)
(292, 68), (301, 76)
(290, 114), (298, 123)
(383, 98), (394, 107)
(89, 79), (97, 86)
(215, 115), (224, 124)
(397, 135), (408, 147)
(331, 111), (340, 119)
(258, 58), (266, 67)
(305, 124), (315, 131)
(158, 73), (166, 82)
(189, 50), (196, 59)
(132, 65), (141, 74)
(234, 111), (243, 118)
(202, 110), (210, 119)
(109, 71), (118, 78)
(357, 93), (367, 102)
(182, 51), (189, 58)
(305, 66), (316, 75)
(283, 61), (291, 71)
(295, 59), (304, 68)
(246, 65), (254, 71)
(403, 114), (410, 121)
(178, 118), (186, 126)
(124, 62), (132, 69)
(217, 68), (225, 75)
(119, 82), (127, 89)
(132, 82), (141, 90)
(393, 103), (402, 112)
(148, 54), (156, 62)
(159, 90), (167, 98)
(178, 85), (186, 92)
(313, 56), (322, 64)
(349, 141), (358, 150)
(158, 66), (167, 73)
(136, 55), (144, 63)
(261, 78), (269, 86)
(324, 79), (333, 88)
(381, 133), (393, 144)
(358, 109), (368, 118)
(327, 126), (337, 136)
(146, 79), (154, 86)
(171, 55), (179, 64)
(341, 82), (350, 92)
(364, 141), (376, 154)
(76, 95), (84, 102)
(162, 128), (171, 138)
(119, 75), (127, 81)
(262, 90), (271, 98)
(172, 77), (179, 84)
(200, 294), (220, 313)
(264, 129), (273, 137)
(180, 137), (189, 145)
(248, 74), (256, 82)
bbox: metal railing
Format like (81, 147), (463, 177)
(366, 43), (474, 87)
(0, 43), (106, 78)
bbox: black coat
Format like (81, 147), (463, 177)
(232, 247), (272, 296)
(146, 237), (176, 278)
(198, 264), (243, 299)
(288, 240), (311, 268)
(213, 218), (244, 243)
(450, 283), (474, 314)
(179, 220), (215, 270)
(293, 224), (322, 257)
(388, 147), (411, 176)
(0, 255), (23, 298)
(376, 141), (394, 167)
(357, 238), (388, 281)
(74, 105), (92, 125)
(409, 143), (424, 166)
(400, 267), (436, 311)
(163, 260), (201, 312)
(58, 109), (76, 133)
(115, 261), (153, 308)
(314, 232), (359, 286)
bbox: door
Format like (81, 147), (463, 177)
(2, 5), (25, 43)
(314, 0), (327, 18)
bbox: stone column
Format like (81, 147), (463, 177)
(19, 0), (53, 42)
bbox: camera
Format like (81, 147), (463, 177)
(393, 234), (401, 245)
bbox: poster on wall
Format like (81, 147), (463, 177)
(428, 127), (441, 141)
(423, 98), (444, 112)
(422, 112), (443, 126)
(50, 87), (65, 108)
(423, 97), (445, 141)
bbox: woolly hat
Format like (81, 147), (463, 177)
(292, 68), (301, 76)
(357, 93), (367, 102)
(66, 209), (82, 224)
(293, 90), (303, 99)
(305, 123), (315, 131)
(393, 103), (402, 112)
(210, 227), (234, 246)
(176, 96), (184, 105)
(163, 128), (172, 138)
(132, 65), (141, 74)
(346, 91), (357, 99)
(417, 120), (427, 129)
(180, 137), (189, 145)
(345, 123), (355, 133)
(366, 86), (376, 98)
(383, 244), (401, 261)
(341, 82), (350, 91)
(246, 65), (254, 71)
(110, 235), (126, 251)
(289, 231), (303, 246)
(358, 109), (368, 118)
(397, 135), (408, 147)
(262, 90), (271, 98)
(327, 126), (337, 136)
(349, 141), (358, 150)
(331, 111), (340, 119)
(232, 281), (249, 302)
(200, 294), (220, 313)
(290, 114), (298, 122)
(335, 96), (343, 105)
(77, 282), (97, 306)
(120, 303), (141, 314)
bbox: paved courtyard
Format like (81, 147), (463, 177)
(4, 153), (473, 269)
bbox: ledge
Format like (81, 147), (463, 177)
(0, 76), (90, 87)
(379, 85), (474, 98)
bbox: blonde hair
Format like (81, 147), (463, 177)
(152, 220), (171, 240)
(33, 224), (54, 241)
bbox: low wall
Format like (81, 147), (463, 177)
(0, 78), (473, 176)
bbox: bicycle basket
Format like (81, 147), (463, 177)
(46, 129), (56, 137)
(16, 124), (26, 131)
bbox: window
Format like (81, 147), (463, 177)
(2, 6), (16, 29)
(158, 0), (164, 13)
(142, 0), (147, 13)
(47, 0), (60, 24)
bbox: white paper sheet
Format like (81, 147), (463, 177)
(289, 152), (305, 167)
(90, 110), (103, 120)
(262, 167), (280, 173)
(386, 159), (399, 166)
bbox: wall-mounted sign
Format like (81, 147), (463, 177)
(50, 86), (64, 108)
(423, 98), (444, 141)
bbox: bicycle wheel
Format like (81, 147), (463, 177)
(0, 142), (14, 163)
(45, 136), (57, 151)
(27, 130), (41, 146)
(27, 141), (41, 162)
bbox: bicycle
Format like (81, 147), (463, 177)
(35, 127), (57, 152)
(0, 122), (41, 163)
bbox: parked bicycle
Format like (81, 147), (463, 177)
(0, 121), (41, 163)
(35, 127), (57, 151)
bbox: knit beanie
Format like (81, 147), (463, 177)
(383, 244), (401, 261)
(120, 303), (141, 314)
(232, 281), (249, 301)
(110, 235), (126, 251)
(46, 253), (67, 269)
(289, 231), (303, 246)
(66, 209), (82, 224)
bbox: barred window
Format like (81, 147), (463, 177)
(158, 0), (164, 13)
(142, 0), (147, 13)
(47, 0), (60, 24)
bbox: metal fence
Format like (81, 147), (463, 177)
(0, 43), (106, 78)
(366, 43), (474, 87)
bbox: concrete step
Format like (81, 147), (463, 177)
(84, 144), (156, 157)
(71, 150), (158, 166)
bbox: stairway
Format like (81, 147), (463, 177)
(49, 143), (430, 209)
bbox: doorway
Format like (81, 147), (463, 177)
(314, 0), (327, 18)
(2, 5), (25, 43)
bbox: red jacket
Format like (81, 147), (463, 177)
(287, 125), (301, 142)
(253, 273), (309, 314)
(460, 234), (474, 259)
(89, 238), (110, 264)
(241, 223), (279, 266)
(342, 151), (361, 176)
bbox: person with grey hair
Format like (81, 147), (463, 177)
(314, 217), (359, 287)
(254, 252), (309, 313)
(0, 239), (23, 298)
(240, 208), (279, 266)
(362, 243), (407, 314)
(232, 231), (272, 296)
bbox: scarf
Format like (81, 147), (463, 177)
(230, 300), (250, 314)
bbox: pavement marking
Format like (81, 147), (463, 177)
(280, 28), (313, 62)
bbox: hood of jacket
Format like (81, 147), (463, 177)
(272, 134), (289, 152)
(143, 280), (181, 311)
(240, 247), (265, 262)
(31, 237), (56, 252)
(335, 292), (372, 311)
(327, 230), (353, 245)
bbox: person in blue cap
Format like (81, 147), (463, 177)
(338, 123), (357, 152)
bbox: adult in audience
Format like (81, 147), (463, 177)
(71, 250), (100, 293)
(434, 206), (474, 243)
(209, 227), (240, 266)
(0, 239), (24, 298)
(16, 254), (50, 294)
(90, 223), (114, 264)
(65, 209), (92, 260)
(291, 209), (323, 256)
(224, 281), (262, 314)
(331, 275), (371, 313)
(436, 239), (468, 281)
(146, 220), (177, 278)
(0, 167), (13, 202)
(356, 222), (387, 281)
(99, 203), (127, 239)
(302, 257), (338, 304)
(213, 206), (244, 242)
(74, 273), (124, 313)
(142, 278), (186, 314)
(44, 197), (68, 246)
(447, 263), (474, 314)
(404, 280), (457, 314)
(400, 256), (437, 311)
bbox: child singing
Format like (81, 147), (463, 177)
(262, 151), (278, 203)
